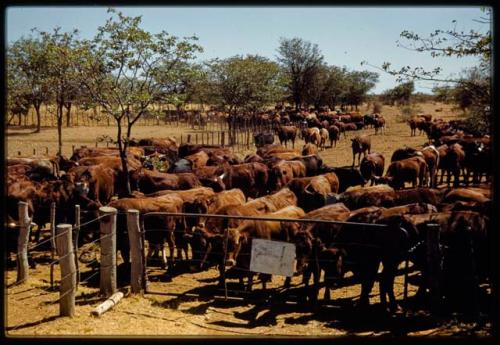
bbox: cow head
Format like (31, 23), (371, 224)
(293, 231), (314, 275)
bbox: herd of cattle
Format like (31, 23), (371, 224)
(242, 108), (387, 149)
(6, 112), (491, 313)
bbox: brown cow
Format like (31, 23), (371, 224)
(328, 125), (340, 147)
(220, 162), (269, 198)
(421, 145), (440, 188)
(440, 143), (465, 187)
(108, 194), (184, 269)
(228, 206), (306, 290)
(277, 125), (298, 148)
(374, 117), (386, 135)
(360, 152), (385, 186)
(333, 184), (397, 210)
(268, 160), (306, 191)
(65, 164), (117, 205)
(319, 128), (329, 150)
(302, 143), (318, 156)
(288, 173), (339, 212)
(351, 135), (371, 166)
(130, 168), (202, 194)
(185, 151), (209, 169)
(378, 156), (428, 190)
(77, 155), (142, 171)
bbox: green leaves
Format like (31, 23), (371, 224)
(207, 55), (284, 113)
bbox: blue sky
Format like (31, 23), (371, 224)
(6, 6), (490, 93)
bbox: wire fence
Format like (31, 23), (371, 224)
(7, 205), (442, 324)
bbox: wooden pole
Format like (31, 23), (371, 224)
(74, 205), (81, 286)
(55, 224), (76, 317)
(99, 206), (117, 297)
(16, 202), (31, 284)
(127, 210), (143, 294)
(50, 202), (56, 289)
(426, 223), (442, 311)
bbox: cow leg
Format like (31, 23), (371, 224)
(161, 242), (169, 270)
(247, 273), (254, 292)
(166, 232), (175, 269)
(284, 276), (291, 288)
(358, 264), (378, 309)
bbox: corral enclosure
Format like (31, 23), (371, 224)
(5, 4), (492, 339)
(5, 101), (492, 336)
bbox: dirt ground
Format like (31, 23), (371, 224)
(5, 102), (493, 337)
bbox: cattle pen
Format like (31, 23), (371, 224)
(7, 203), (445, 325)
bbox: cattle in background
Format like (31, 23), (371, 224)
(302, 143), (318, 156)
(319, 128), (329, 150)
(276, 125), (298, 148)
(373, 117), (386, 135)
(291, 155), (323, 176)
(254, 132), (275, 148)
(421, 145), (440, 188)
(328, 125), (340, 147)
(351, 135), (371, 166)
(440, 143), (465, 187)
(360, 152), (385, 186)
(303, 127), (321, 146)
(408, 118), (418, 136)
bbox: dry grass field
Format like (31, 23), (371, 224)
(7, 102), (460, 168)
(5, 101), (492, 337)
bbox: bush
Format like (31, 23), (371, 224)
(397, 104), (423, 122)
(372, 101), (383, 114)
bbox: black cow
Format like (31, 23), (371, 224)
(254, 132), (275, 147)
(320, 165), (366, 193)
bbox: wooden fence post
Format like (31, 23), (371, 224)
(99, 206), (117, 297)
(50, 202), (56, 289)
(74, 205), (81, 286)
(17, 202), (31, 284)
(426, 223), (442, 311)
(127, 209), (143, 294)
(221, 132), (225, 147)
(187, 134), (191, 143)
(55, 224), (76, 317)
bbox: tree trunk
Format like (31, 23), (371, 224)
(18, 113), (22, 126)
(116, 119), (132, 196)
(34, 104), (42, 133)
(57, 103), (63, 155)
(65, 103), (72, 127)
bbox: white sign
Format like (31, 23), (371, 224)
(249, 239), (296, 277)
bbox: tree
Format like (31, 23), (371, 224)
(38, 27), (81, 154)
(7, 34), (51, 132)
(208, 55), (284, 114)
(381, 81), (414, 106)
(363, 8), (491, 133)
(77, 9), (202, 195)
(342, 70), (379, 110)
(277, 37), (324, 110)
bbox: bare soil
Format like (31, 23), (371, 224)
(5, 102), (492, 337)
